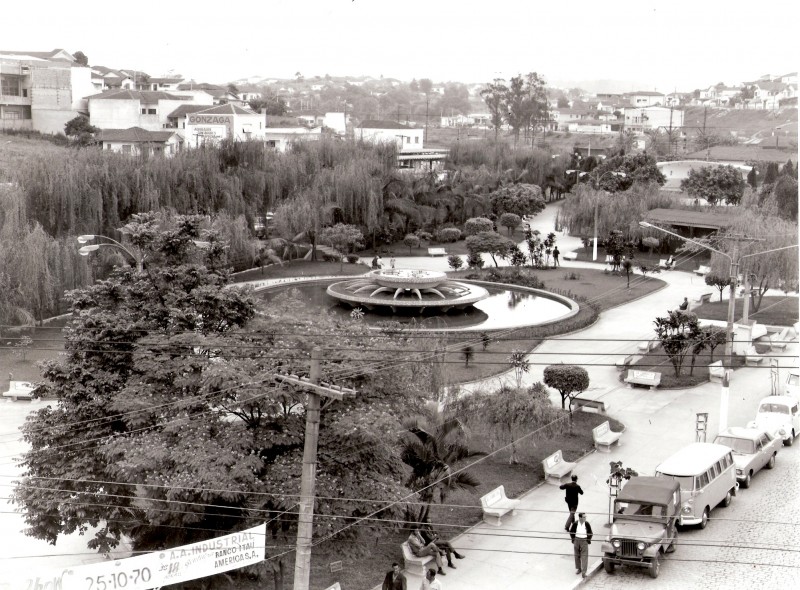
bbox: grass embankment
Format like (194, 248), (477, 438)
(694, 295), (798, 327)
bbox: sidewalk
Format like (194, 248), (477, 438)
(369, 202), (799, 590)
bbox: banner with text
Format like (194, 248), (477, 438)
(13, 523), (266, 590)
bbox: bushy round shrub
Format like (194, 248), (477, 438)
(437, 227), (462, 243)
(346, 254), (360, 263)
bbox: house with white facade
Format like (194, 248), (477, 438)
(87, 90), (200, 131)
(623, 106), (684, 133)
(627, 91), (665, 107)
(0, 48), (95, 134)
(751, 81), (797, 109)
(354, 120), (447, 172)
(182, 103), (266, 147)
(262, 126), (322, 152)
(97, 127), (182, 156)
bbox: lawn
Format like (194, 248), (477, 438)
(693, 295), (798, 327)
(627, 344), (746, 389)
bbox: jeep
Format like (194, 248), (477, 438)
(601, 476), (680, 579)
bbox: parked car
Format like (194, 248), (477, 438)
(601, 476), (681, 579)
(785, 368), (799, 398)
(749, 396), (799, 446)
(2, 381), (35, 401)
(713, 426), (781, 488)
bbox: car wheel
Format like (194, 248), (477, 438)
(699, 507), (709, 529)
(766, 455), (776, 469)
(722, 489), (733, 506)
(786, 431), (795, 446)
(649, 552), (661, 579)
(741, 474), (751, 489)
(603, 554), (616, 574)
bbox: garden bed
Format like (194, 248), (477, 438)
(626, 345), (746, 389)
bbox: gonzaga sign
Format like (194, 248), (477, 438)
(13, 524), (265, 590)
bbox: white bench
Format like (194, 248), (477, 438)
(480, 485), (521, 526)
(2, 381), (35, 401)
(428, 247), (447, 257)
(745, 345), (765, 366)
(695, 292), (713, 304)
(593, 421), (622, 452)
(708, 360), (726, 383)
(768, 327), (792, 351)
(401, 541), (435, 577)
(570, 396), (607, 413)
(542, 450), (576, 485)
(637, 340), (658, 352)
(562, 251), (578, 261)
(624, 369), (662, 390)
(695, 265), (710, 276)
(615, 354), (634, 371)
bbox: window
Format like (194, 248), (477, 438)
(406, 137), (410, 144)
(148, 108), (156, 115)
(697, 473), (709, 488)
(121, 145), (132, 153)
(415, 136), (419, 144)
(141, 108), (147, 115)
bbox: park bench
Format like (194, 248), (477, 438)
(637, 340), (658, 352)
(624, 369), (662, 390)
(401, 541), (436, 577)
(745, 345), (765, 366)
(695, 292), (713, 305)
(480, 485), (521, 526)
(768, 327), (792, 351)
(2, 381), (35, 401)
(695, 265), (710, 276)
(708, 360), (726, 383)
(570, 396), (607, 413)
(562, 251), (578, 261)
(615, 354), (634, 371)
(592, 420), (622, 452)
(427, 247), (447, 257)
(542, 450), (576, 485)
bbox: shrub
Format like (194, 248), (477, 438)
(447, 254), (464, 271)
(464, 217), (494, 236)
(467, 267), (545, 290)
(415, 230), (433, 243)
(403, 234), (420, 254)
(466, 252), (484, 269)
(437, 227), (462, 243)
(346, 254), (360, 264)
(563, 271), (581, 281)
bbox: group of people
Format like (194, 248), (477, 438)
(384, 475), (595, 586)
(382, 524), (464, 589)
(371, 254), (396, 270)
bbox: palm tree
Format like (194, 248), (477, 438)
(400, 413), (480, 524)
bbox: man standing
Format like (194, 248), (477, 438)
(559, 474), (584, 531)
(382, 562), (407, 590)
(407, 528), (446, 576)
(569, 512), (593, 578)
(553, 246), (560, 267)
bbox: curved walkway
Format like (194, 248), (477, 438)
(357, 202), (798, 590)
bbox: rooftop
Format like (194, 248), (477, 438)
(97, 127), (180, 143)
(643, 208), (738, 231)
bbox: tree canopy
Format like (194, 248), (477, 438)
(680, 165), (746, 205)
(589, 153), (666, 192)
(543, 365), (589, 410)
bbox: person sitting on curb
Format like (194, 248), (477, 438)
(407, 528), (446, 576)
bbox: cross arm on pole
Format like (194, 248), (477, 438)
(273, 373), (357, 401)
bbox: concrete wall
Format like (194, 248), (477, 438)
(89, 99), (140, 129)
(32, 108), (81, 135)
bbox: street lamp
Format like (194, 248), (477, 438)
(77, 235), (212, 273)
(78, 234), (143, 273)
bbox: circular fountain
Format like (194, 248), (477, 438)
(326, 269), (490, 313)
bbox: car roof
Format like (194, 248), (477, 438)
(759, 395), (797, 405)
(656, 443), (732, 476)
(715, 427), (764, 441)
(617, 476), (679, 504)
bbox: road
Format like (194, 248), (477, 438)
(584, 441), (800, 589)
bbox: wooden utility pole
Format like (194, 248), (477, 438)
(274, 348), (356, 590)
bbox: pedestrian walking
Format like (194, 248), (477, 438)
(678, 297), (689, 311)
(553, 247), (560, 267)
(569, 512), (593, 578)
(390, 255), (396, 269)
(372, 255), (379, 269)
(420, 568), (443, 590)
(382, 562), (407, 590)
(560, 474), (583, 531)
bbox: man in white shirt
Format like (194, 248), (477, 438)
(420, 568), (443, 590)
(568, 512), (593, 578)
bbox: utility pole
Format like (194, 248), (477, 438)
(275, 348), (357, 590)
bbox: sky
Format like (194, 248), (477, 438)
(3, 0), (798, 92)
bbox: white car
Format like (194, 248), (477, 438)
(749, 396), (799, 446)
(713, 427), (781, 488)
(2, 381), (35, 401)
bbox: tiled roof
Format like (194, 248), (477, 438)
(166, 104), (210, 119)
(149, 77), (184, 84)
(194, 103), (255, 115)
(630, 91), (664, 96)
(685, 145), (792, 163)
(98, 127), (179, 143)
(754, 81), (788, 92)
(643, 208), (737, 230)
(357, 120), (413, 129)
(86, 89), (189, 102)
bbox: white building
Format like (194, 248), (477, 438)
(623, 106), (684, 133)
(182, 103), (266, 147)
(354, 120), (424, 151)
(1, 49), (95, 134)
(97, 127), (182, 157)
(87, 90), (198, 131)
(627, 91), (665, 107)
(263, 126), (322, 152)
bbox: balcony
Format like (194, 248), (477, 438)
(0, 93), (32, 106)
